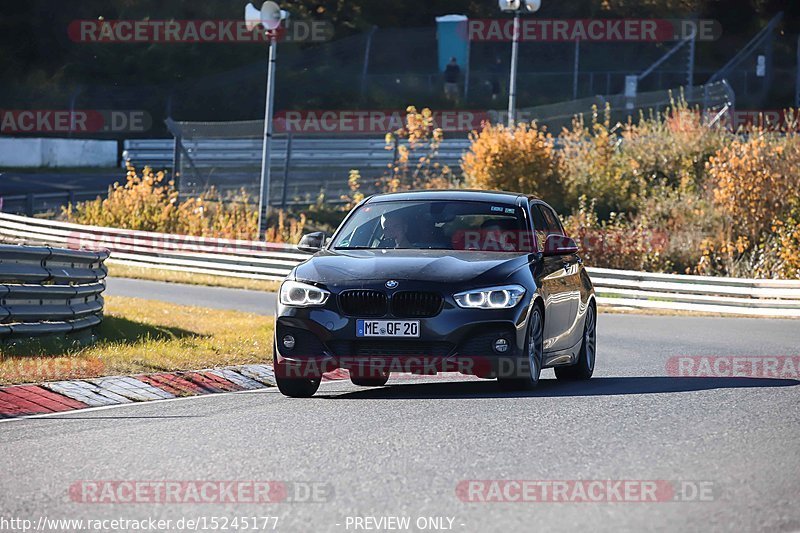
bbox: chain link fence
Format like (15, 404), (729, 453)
(157, 80), (732, 205)
(1, 22), (786, 140)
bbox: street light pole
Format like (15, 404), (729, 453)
(507, 11), (520, 127)
(257, 31), (278, 237)
(499, 0), (540, 128)
(246, 1), (286, 238)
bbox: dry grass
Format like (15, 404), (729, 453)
(0, 296), (274, 385)
(107, 262), (282, 292)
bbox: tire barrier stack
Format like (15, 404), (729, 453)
(0, 244), (108, 339)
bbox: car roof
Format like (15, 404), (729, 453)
(366, 189), (533, 205)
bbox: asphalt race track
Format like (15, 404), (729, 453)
(2, 279), (798, 532)
(0, 171), (119, 197)
(105, 278), (278, 315)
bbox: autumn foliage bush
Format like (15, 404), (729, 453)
(382, 106), (454, 192)
(457, 100), (800, 279)
(559, 107), (643, 219)
(462, 121), (563, 211)
(64, 163), (305, 243)
(702, 125), (800, 277)
(80, 105), (800, 277)
(562, 197), (671, 272)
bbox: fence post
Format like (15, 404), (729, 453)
(280, 133), (293, 210)
(172, 133), (182, 199)
(686, 27), (696, 99)
(360, 26), (377, 103)
(390, 136), (399, 182)
(572, 37), (580, 100)
(796, 36), (800, 108)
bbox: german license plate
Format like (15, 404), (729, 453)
(356, 319), (420, 338)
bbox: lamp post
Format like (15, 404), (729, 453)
(498, 0), (541, 127)
(245, 1), (288, 237)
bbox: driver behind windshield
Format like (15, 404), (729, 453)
(380, 211), (412, 248)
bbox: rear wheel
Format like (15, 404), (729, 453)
(498, 305), (543, 391)
(555, 304), (596, 381)
(350, 371), (390, 387)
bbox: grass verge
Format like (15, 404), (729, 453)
(0, 296), (274, 386)
(107, 262), (282, 292)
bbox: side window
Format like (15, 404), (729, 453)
(530, 204), (549, 252)
(541, 206), (565, 237)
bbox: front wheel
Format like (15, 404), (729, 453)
(498, 305), (543, 391)
(555, 304), (596, 381)
(274, 341), (322, 397)
(276, 375), (321, 397)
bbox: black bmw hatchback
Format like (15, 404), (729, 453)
(274, 190), (597, 397)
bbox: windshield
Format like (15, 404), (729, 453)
(332, 200), (533, 252)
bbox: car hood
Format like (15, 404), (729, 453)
(293, 249), (534, 288)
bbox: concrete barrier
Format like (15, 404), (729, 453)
(0, 137), (117, 167)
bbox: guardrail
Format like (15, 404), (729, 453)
(0, 243), (108, 339)
(125, 136), (473, 203)
(589, 267), (800, 318)
(0, 212), (305, 281)
(122, 137), (472, 171)
(2, 212), (798, 318)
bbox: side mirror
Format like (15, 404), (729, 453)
(543, 234), (578, 256)
(297, 232), (327, 253)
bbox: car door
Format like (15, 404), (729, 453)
(539, 203), (583, 349)
(530, 202), (574, 353)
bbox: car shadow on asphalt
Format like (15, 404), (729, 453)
(320, 376), (800, 400)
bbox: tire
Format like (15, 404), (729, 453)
(276, 375), (321, 397)
(498, 305), (543, 391)
(555, 304), (596, 381)
(273, 341), (322, 398)
(350, 372), (390, 387)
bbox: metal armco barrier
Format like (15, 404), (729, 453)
(0, 243), (108, 338)
(0, 212), (305, 281)
(122, 137), (472, 171)
(1, 212), (799, 318)
(589, 267), (800, 318)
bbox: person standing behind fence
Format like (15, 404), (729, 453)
(443, 57), (461, 104)
(490, 57), (503, 102)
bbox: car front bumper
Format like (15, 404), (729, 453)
(274, 287), (535, 379)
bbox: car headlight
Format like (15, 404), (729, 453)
(280, 280), (330, 307)
(453, 285), (526, 309)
